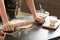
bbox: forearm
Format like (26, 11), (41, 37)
(26, 0), (37, 19)
(0, 0), (14, 31)
(0, 0), (9, 24)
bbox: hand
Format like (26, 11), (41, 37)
(36, 17), (44, 23)
(3, 22), (14, 31)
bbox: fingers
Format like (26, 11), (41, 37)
(10, 25), (14, 31)
(4, 24), (9, 31)
(4, 23), (14, 31)
(4, 26), (8, 31)
(36, 17), (44, 23)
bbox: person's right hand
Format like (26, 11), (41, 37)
(3, 22), (14, 31)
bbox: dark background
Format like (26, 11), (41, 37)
(21, 0), (60, 19)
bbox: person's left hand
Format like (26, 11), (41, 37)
(36, 17), (44, 23)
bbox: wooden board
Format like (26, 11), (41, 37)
(42, 16), (60, 30)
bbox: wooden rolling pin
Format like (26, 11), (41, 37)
(10, 19), (35, 28)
